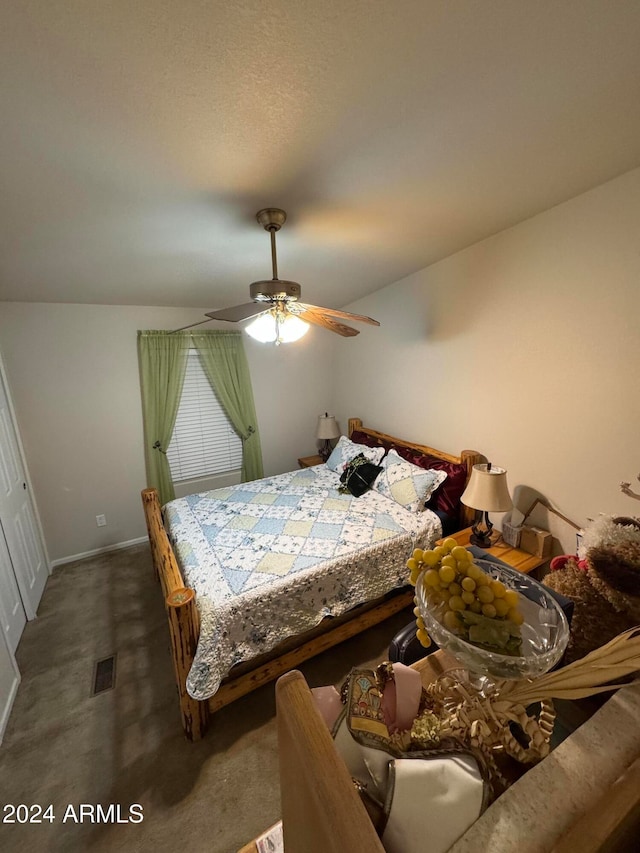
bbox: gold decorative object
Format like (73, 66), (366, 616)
(424, 626), (640, 790)
(425, 670), (555, 790)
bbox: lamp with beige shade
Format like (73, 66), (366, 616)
(316, 413), (340, 462)
(460, 463), (512, 548)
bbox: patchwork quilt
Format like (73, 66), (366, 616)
(164, 465), (442, 700)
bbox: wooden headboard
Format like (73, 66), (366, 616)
(347, 418), (485, 529)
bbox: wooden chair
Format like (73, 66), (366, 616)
(274, 669), (384, 852)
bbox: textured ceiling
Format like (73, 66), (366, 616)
(1, 1), (640, 313)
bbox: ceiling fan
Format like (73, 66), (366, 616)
(175, 208), (380, 343)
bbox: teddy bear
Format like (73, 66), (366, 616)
(544, 516), (640, 663)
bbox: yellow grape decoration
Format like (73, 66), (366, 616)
(406, 538), (525, 655)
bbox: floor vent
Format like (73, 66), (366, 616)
(92, 654), (117, 695)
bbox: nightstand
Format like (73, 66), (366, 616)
(437, 527), (547, 575)
(298, 454), (323, 468)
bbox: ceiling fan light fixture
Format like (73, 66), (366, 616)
(245, 309), (309, 345)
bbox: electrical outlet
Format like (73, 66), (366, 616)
(96, 514), (107, 527)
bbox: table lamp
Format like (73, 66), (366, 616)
(317, 413), (340, 461)
(460, 462), (512, 548)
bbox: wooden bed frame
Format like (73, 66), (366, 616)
(141, 417), (485, 740)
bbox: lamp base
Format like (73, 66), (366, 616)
(470, 511), (494, 549)
(469, 530), (493, 549)
(319, 441), (332, 462)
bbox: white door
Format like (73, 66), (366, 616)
(0, 370), (49, 621)
(0, 525), (25, 654)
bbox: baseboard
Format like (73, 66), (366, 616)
(50, 536), (149, 568)
(0, 666), (20, 746)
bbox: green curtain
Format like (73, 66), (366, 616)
(191, 331), (264, 482)
(137, 331), (188, 505)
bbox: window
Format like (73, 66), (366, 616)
(166, 349), (243, 482)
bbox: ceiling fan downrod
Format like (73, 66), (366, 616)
(256, 208), (287, 282)
(269, 228), (278, 280)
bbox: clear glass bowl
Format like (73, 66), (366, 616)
(415, 559), (570, 680)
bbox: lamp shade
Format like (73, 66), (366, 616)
(317, 413), (340, 440)
(460, 464), (512, 512)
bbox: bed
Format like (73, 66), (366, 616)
(141, 418), (484, 740)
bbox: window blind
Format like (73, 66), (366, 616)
(166, 350), (243, 482)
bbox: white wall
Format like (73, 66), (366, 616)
(0, 305), (333, 563)
(333, 167), (640, 552)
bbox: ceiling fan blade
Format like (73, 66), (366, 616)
(205, 302), (265, 322)
(303, 312), (359, 337)
(298, 303), (380, 326)
(170, 318), (217, 333)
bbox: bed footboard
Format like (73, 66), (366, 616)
(141, 488), (209, 741)
(166, 587), (209, 740)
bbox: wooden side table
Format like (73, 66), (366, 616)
(298, 454), (323, 468)
(437, 527), (547, 575)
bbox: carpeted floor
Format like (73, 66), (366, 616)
(0, 544), (413, 853)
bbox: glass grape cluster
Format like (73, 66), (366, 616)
(408, 538), (524, 654)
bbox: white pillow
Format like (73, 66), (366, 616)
(325, 435), (385, 474)
(373, 449), (447, 512)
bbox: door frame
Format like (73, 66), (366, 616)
(0, 353), (51, 621)
(0, 628), (20, 745)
